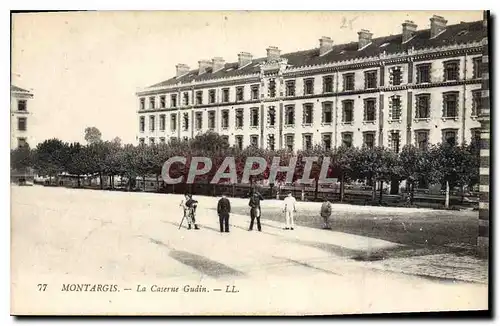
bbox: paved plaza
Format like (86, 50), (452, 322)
(11, 186), (488, 315)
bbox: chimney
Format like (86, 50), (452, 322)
(266, 46), (281, 62)
(358, 29), (373, 50)
(198, 60), (211, 75)
(430, 15), (447, 38)
(175, 64), (190, 78)
(319, 36), (333, 55)
(212, 57), (225, 73)
(402, 20), (418, 43)
(237, 52), (253, 68)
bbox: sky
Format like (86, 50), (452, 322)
(11, 10), (483, 145)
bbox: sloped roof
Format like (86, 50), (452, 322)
(11, 85), (31, 93)
(146, 20), (484, 89)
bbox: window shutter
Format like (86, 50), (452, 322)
(363, 100), (367, 121)
(388, 97), (393, 120)
(415, 96), (419, 118)
(442, 94), (446, 117)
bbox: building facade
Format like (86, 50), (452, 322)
(136, 15), (485, 152)
(11, 85), (34, 149)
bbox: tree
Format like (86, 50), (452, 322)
(332, 146), (359, 202)
(66, 142), (86, 187)
(103, 141), (123, 189)
(84, 141), (110, 189)
(297, 145), (332, 200)
(353, 147), (394, 201)
(431, 143), (478, 208)
(397, 145), (436, 205)
(84, 127), (102, 144)
(135, 145), (156, 191)
(11, 145), (33, 174)
(189, 131), (230, 153)
(112, 137), (122, 146)
(33, 139), (71, 184)
(121, 144), (140, 191)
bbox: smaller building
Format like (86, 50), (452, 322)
(11, 85), (34, 149)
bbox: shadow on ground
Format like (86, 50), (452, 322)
(139, 235), (245, 279)
(219, 207), (479, 258)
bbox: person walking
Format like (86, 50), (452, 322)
(320, 197), (332, 230)
(248, 188), (264, 232)
(283, 192), (297, 230)
(217, 194), (231, 233)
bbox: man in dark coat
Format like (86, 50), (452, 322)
(248, 188), (264, 232)
(185, 194), (200, 230)
(217, 194), (231, 233)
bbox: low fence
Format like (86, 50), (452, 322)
(36, 176), (478, 210)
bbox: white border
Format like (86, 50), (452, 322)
(2, 1), (497, 325)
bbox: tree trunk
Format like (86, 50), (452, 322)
(142, 176), (146, 191)
(314, 177), (319, 201)
(99, 172), (103, 189)
(111, 175), (115, 189)
(445, 181), (450, 209)
(301, 186), (305, 201)
(379, 181), (383, 204)
(461, 184), (465, 204)
(410, 181), (415, 205)
(77, 175), (81, 187)
(340, 173), (345, 203)
(371, 178), (376, 201)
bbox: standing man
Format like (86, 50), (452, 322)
(217, 194), (231, 233)
(248, 188), (264, 232)
(185, 194), (200, 230)
(283, 192), (297, 230)
(320, 197), (332, 230)
(179, 193), (190, 229)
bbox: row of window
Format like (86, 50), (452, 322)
(139, 128), (481, 153)
(139, 58), (483, 110)
(140, 85), (261, 110)
(139, 89), (481, 132)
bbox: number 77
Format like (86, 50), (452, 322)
(37, 284), (47, 291)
